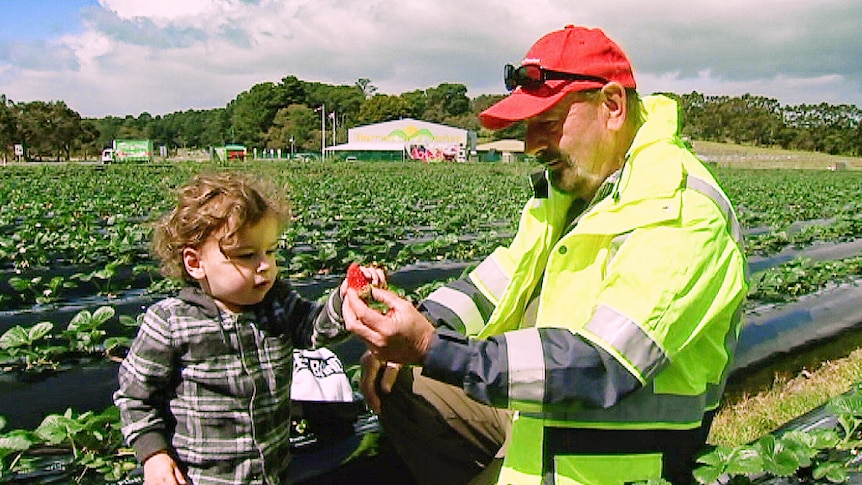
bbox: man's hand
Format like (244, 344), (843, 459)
(359, 350), (401, 414)
(343, 286), (435, 365)
(143, 451), (187, 485)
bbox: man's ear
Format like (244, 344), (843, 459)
(183, 247), (206, 280)
(601, 82), (627, 131)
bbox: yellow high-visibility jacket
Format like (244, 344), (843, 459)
(420, 95), (748, 484)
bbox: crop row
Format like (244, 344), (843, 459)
(1, 160), (862, 483)
(1, 161), (862, 312)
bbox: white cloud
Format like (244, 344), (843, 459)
(1, 0), (860, 117)
(100, 0), (223, 24)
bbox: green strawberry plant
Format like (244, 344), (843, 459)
(694, 384), (862, 484)
(0, 416), (35, 479)
(0, 321), (61, 371)
(0, 306), (129, 373)
(0, 408), (138, 482)
(62, 306), (116, 354)
(8, 275), (78, 305)
(748, 256), (862, 304)
(72, 259), (128, 297)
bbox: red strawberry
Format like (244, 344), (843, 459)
(347, 262), (372, 301)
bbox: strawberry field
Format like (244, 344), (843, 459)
(1, 159), (862, 483)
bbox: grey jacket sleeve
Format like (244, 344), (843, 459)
(422, 327), (641, 411)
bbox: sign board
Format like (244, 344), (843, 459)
(113, 139), (153, 162)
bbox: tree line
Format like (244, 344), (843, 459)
(1, 77), (860, 162)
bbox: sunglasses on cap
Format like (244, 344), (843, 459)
(504, 64), (609, 92)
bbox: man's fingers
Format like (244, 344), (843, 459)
(380, 362), (401, 394)
(174, 467), (188, 485)
(359, 351), (383, 414)
(360, 266), (388, 288)
(344, 289), (385, 345)
(367, 286), (403, 307)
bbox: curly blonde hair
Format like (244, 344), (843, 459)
(152, 171), (290, 283)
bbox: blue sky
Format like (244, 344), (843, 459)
(1, 0), (860, 118)
(0, 1), (92, 41)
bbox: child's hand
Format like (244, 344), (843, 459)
(341, 263), (388, 300)
(143, 451), (187, 485)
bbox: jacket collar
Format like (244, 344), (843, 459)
(614, 95), (686, 203)
(178, 286), (222, 319)
(626, 94), (680, 160)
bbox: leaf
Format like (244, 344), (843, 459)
(802, 428), (842, 450)
(813, 461), (848, 483)
(0, 326), (29, 349)
(0, 349), (15, 364)
(68, 309), (92, 331)
(756, 436), (800, 477)
(8, 276), (39, 291)
(693, 465), (723, 485)
(91, 306), (115, 325)
(35, 412), (83, 445)
(0, 431), (34, 454)
(27, 321), (53, 342)
(724, 446), (764, 476)
(103, 336), (130, 352)
(778, 430), (820, 467)
(828, 394), (862, 419)
(762, 449), (800, 477)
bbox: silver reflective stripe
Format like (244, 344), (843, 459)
(524, 380), (720, 427)
(505, 328), (546, 403)
(611, 232), (630, 249)
(608, 232), (631, 263)
(686, 175), (744, 248)
(471, 257), (509, 303)
(425, 286), (486, 336)
(707, 304), (743, 405)
(585, 304), (667, 381)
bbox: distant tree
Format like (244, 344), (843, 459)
(470, 93), (523, 141)
(677, 91), (707, 140)
(226, 76), (310, 148)
(355, 78), (377, 98)
(230, 82), (286, 147)
(264, 104), (318, 152)
(49, 101), (84, 161)
(304, 81), (365, 140)
(17, 100), (83, 161)
(423, 83), (470, 121)
(783, 103), (861, 154)
(357, 94), (411, 124)
(10, 74), (862, 159)
(400, 89), (427, 119)
(0, 95), (19, 163)
(93, 116), (123, 149)
(117, 115), (145, 139)
(79, 119), (100, 159)
(279, 75), (309, 105)
(201, 108), (230, 147)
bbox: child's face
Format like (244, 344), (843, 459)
(186, 214), (280, 313)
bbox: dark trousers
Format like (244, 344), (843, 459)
(378, 366), (512, 485)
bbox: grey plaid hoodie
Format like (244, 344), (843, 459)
(114, 281), (346, 484)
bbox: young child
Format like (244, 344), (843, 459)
(113, 172), (384, 485)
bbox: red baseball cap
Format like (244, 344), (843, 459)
(479, 25), (636, 130)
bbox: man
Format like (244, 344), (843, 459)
(345, 25), (748, 485)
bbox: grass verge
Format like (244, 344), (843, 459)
(692, 140), (862, 170)
(709, 326), (862, 446)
